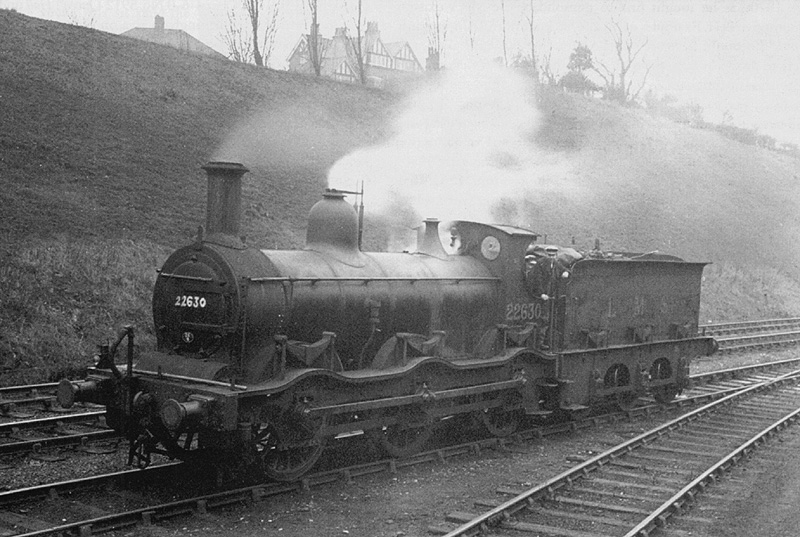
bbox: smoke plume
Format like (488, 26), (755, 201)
(327, 62), (574, 240)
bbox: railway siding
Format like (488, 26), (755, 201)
(432, 368), (800, 537)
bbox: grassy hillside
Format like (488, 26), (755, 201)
(531, 90), (800, 274)
(0, 9), (395, 248)
(1, 10), (799, 383)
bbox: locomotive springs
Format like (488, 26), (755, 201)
(58, 161), (717, 482)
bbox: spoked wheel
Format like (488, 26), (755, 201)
(253, 417), (326, 482)
(604, 364), (638, 411)
(477, 393), (522, 437)
(368, 406), (434, 458)
(650, 358), (678, 404)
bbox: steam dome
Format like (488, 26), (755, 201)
(306, 190), (363, 265)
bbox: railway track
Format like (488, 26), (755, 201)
(0, 384), (59, 418)
(1, 355), (799, 536)
(1, 383), (109, 458)
(700, 317), (800, 336)
(431, 367), (800, 536)
(0, 412), (113, 456)
(701, 317), (800, 354)
(1, 323), (799, 536)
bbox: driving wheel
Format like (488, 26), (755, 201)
(253, 416), (326, 482)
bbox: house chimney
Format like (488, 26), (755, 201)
(155, 15), (165, 31)
(201, 161), (248, 241)
(426, 47), (440, 71)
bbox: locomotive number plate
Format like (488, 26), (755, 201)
(174, 295), (207, 308)
(505, 302), (544, 321)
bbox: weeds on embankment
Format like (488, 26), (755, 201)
(0, 238), (169, 386)
(699, 263), (800, 324)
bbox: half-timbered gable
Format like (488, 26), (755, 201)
(286, 22), (424, 88)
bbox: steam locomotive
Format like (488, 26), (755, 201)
(58, 162), (717, 481)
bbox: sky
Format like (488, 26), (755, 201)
(2, 0), (799, 146)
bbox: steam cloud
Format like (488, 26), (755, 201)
(327, 62), (574, 237)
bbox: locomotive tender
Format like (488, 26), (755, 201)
(58, 162), (717, 481)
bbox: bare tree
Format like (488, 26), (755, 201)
(305, 0), (325, 76)
(223, 8), (252, 63)
(223, 0), (280, 67)
(467, 6), (476, 53)
(540, 46), (557, 85)
(426, 0), (447, 70)
(591, 19), (653, 104)
(248, 0), (280, 67)
(524, 0), (537, 80)
(247, 0), (264, 66)
(501, 0), (508, 66)
(345, 0), (368, 85)
(67, 10), (95, 28)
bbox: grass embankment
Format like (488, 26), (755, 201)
(0, 238), (169, 386)
(700, 264), (800, 324)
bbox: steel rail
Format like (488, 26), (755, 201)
(700, 317), (800, 334)
(0, 463), (184, 508)
(0, 429), (118, 455)
(438, 368), (800, 537)
(689, 355), (800, 386)
(716, 329), (800, 353)
(0, 383), (58, 397)
(0, 411), (106, 434)
(624, 405), (800, 536)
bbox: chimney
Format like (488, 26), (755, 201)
(417, 219), (448, 259)
(426, 47), (440, 71)
(155, 15), (165, 31)
(201, 161), (249, 242)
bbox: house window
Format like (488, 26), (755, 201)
(395, 58), (419, 72)
(367, 52), (392, 69)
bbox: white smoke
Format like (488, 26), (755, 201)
(327, 61), (573, 228)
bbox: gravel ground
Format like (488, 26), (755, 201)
(3, 347), (798, 537)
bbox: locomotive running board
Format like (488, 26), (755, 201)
(306, 377), (526, 418)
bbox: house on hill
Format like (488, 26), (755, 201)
(287, 22), (424, 88)
(121, 16), (225, 59)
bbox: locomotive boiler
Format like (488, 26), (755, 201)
(58, 161), (717, 481)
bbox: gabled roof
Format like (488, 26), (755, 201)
(383, 42), (405, 56)
(384, 41), (422, 70)
(121, 26), (225, 59)
(287, 22), (423, 77)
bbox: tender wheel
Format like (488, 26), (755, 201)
(604, 364), (638, 411)
(478, 393), (522, 437)
(368, 406), (434, 458)
(652, 385), (678, 404)
(650, 358), (678, 404)
(253, 417), (326, 482)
